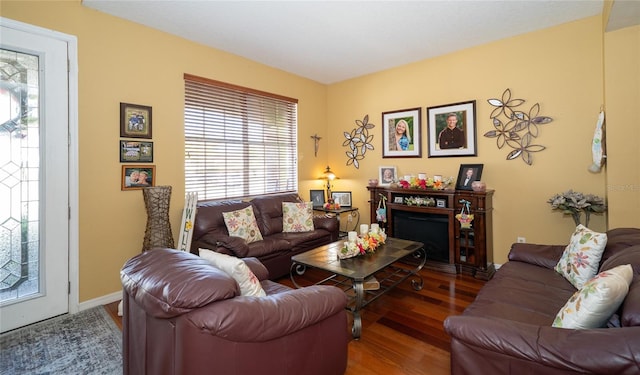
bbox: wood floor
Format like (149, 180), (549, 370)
(105, 267), (484, 375)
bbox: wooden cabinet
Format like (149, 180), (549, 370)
(368, 186), (495, 280)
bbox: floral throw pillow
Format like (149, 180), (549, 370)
(282, 202), (314, 233)
(198, 248), (266, 297)
(553, 264), (633, 329)
(222, 206), (263, 243)
(555, 224), (608, 289)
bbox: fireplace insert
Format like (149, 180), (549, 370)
(392, 210), (449, 263)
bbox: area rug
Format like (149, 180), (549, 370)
(0, 306), (122, 375)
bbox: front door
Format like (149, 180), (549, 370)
(0, 20), (70, 332)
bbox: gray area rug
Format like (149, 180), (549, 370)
(0, 306), (122, 374)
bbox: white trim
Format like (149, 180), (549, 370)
(0, 17), (80, 314)
(77, 291), (122, 312)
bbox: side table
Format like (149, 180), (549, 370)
(313, 207), (359, 238)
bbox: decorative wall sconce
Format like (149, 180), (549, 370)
(343, 114), (375, 169)
(484, 88), (553, 165)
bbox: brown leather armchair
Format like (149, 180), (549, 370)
(121, 248), (349, 375)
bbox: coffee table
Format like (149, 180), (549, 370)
(290, 237), (426, 338)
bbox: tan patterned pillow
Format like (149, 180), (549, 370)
(222, 206), (263, 243)
(555, 224), (608, 289)
(282, 201), (314, 233)
(198, 248), (266, 297)
(553, 264), (632, 329)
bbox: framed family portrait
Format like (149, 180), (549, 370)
(379, 166), (397, 186)
(382, 107), (422, 158)
(456, 164), (484, 190)
(121, 165), (156, 190)
(309, 189), (325, 208)
(427, 100), (477, 158)
(332, 191), (352, 207)
(120, 102), (152, 139)
(120, 140), (154, 162)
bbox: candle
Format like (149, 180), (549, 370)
(433, 175), (442, 182)
(418, 173), (426, 180)
(360, 224), (369, 235)
(348, 231), (358, 242)
(404, 175), (411, 182)
(370, 223), (379, 233)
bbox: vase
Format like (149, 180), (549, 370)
(471, 181), (486, 192)
(142, 186), (175, 252)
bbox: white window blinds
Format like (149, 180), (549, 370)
(184, 74), (298, 200)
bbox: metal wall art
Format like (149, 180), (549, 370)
(484, 88), (553, 165)
(343, 114), (375, 169)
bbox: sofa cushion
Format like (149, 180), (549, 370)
(199, 248), (267, 297)
(251, 193), (300, 236)
(222, 205), (264, 244)
(599, 245), (640, 327)
(121, 248), (238, 319)
(555, 224), (608, 289)
(553, 264), (633, 329)
(282, 201), (314, 232)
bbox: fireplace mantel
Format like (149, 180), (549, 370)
(367, 186), (495, 280)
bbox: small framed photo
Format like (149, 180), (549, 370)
(427, 100), (477, 157)
(456, 164), (484, 190)
(379, 166), (397, 186)
(120, 102), (152, 139)
(394, 196), (404, 204)
(120, 140), (154, 162)
(310, 189), (325, 207)
(382, 107), (422, 158)
(122, 165), (156, 190)
(332, 191), (352, 207)
(436, 199), (446, 208)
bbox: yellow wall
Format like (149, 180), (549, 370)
(1, 1), (328, 302)
(604, 24), (640, 227)
(2, 1), (636, 303)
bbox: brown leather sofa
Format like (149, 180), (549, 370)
(191, 193), (339, 279)
(121, 248), (349, 375)
(444, 228), (640, 374)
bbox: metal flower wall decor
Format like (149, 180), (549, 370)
(484, 88), (553, 165)
(343, 114), (375, 169)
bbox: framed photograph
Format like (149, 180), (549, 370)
(382, 107), (422, 158)
(120, 102), (152, 139)
(120, 140), (154, 162)
(121, 165), (156, 190)
(456, 164), (484, 190)
(394, 196), (404, 204)
(332, 191), (352, 207)
(379, 166), (397, 186)
(427, 100), (477, 157)
(310, 189), (325, 207)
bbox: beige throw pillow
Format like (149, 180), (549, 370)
(222, 206), (263, 243)
(198, 248), (266, 297)
(553, 264), (633, 329)
(282, 201), (314, 233)
(555, 224), (608, 289)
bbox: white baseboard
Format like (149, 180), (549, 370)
(77, 290), (122, 312)
(494, 263), (502, 270)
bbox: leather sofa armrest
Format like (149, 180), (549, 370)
(444, 315), (640, 374)
(508, 243), (566, 269)
(242, 257), (269, 280)
(313, 216), (339, 233)
(194, 233), (251, 258)
(186, 285), (347, 342)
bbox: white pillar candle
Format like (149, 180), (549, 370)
(360, 224), (369, 235)
(418, 173), (426, 180)
(433, 175), (442, 182)
(370, 223), (379, 233)
(348, 231), (358, 242)
(404, 175), (411, 181)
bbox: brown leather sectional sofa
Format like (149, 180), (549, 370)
(444, 228), (640, 374)
(121, 248), (349, 375)
(190, 193), (339, 279)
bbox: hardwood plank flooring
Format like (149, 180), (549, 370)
(105, 268), (484, 375)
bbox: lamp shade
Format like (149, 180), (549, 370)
(323, 165), (336, 180)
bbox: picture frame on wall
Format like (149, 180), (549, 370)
(120, 140), (154, 162)
(382, 107), (422, 158)
(120, 102), (152, 139)
(379, 166), (397, 186)
(427, 100), (477, 158)
(455, 163), (484, 190)
(331, 191), (352, 207)
(309, 189), (325, 208)
(121, 165), (156, 190)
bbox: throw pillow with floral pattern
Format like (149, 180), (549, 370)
(222, 206), (263, 243)
(555, 224), (608, 289)
(282, 202), (314, 232)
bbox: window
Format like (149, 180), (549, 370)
(184, 74), (298, 200)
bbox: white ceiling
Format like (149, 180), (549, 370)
(83, 0), (635, 84)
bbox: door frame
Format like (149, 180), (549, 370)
(0, 17), (80, 314)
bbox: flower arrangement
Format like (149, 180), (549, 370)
(547, 190), (606, 227)
(339, 226), (387, 259)
(398, 176), (454, 190)
(405, 196), (436, 206)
